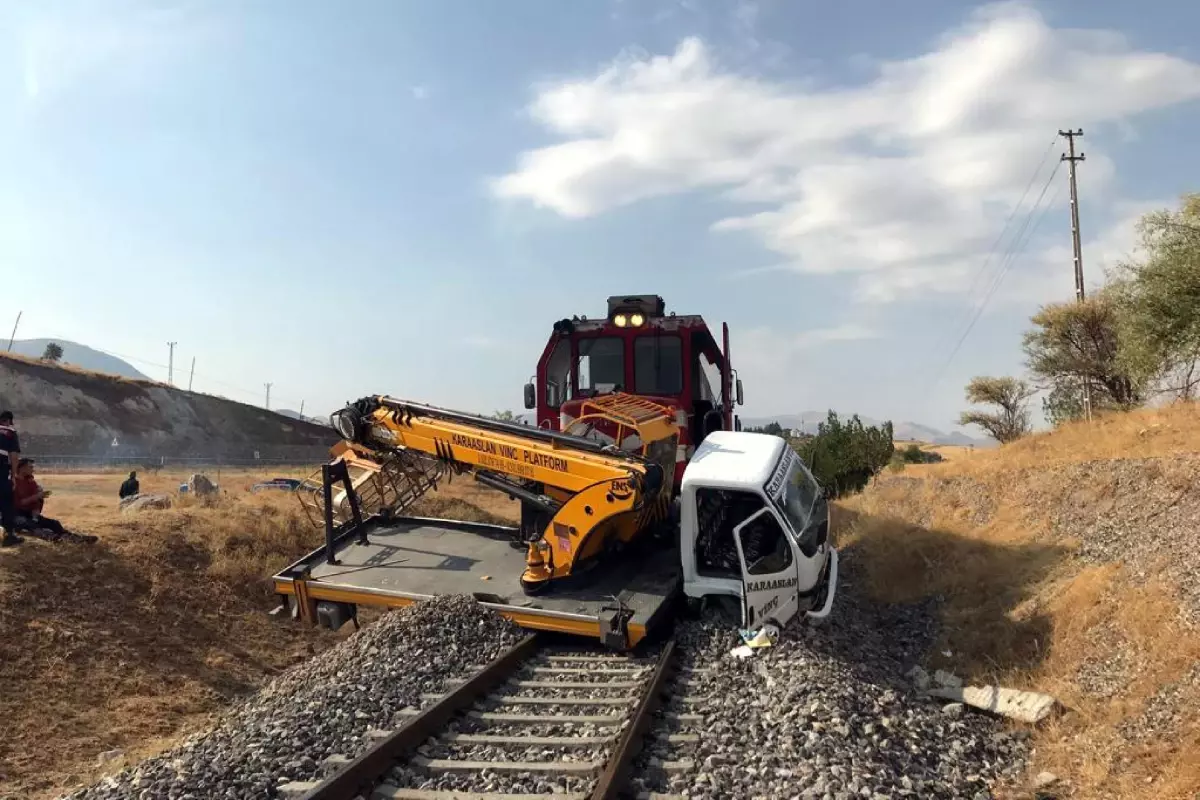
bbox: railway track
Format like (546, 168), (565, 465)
(284, 634), (701, 800)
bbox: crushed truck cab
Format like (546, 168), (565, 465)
(270, 295), (837, 648)
(679, 431), (838, 632)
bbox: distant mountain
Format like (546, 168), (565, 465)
(8, 339), (149, 380)
(740, 411), (994, 447)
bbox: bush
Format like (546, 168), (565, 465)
(897, 443), (943, 464)
(796, 411), (894, 499)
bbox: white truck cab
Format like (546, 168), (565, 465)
(679, 430), (838, 632)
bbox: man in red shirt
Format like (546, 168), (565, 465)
(13, 459), (97, 544)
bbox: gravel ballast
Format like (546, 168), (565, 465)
(61, 559), (1032, 799)
(636, 559), (1032, 799)
(58, 595), (525, 800)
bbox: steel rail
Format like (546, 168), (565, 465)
(300, 633), (540, 800)
(588, 637), (677, 800)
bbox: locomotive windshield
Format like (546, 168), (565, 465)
(577, 337), (624, 395)
(634, 335), (683, 395)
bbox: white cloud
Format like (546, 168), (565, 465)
(411, 85), (430, 101)
(18, 2), (221, 109)
(491, 1), (1200, 303)
(462, 335), (502, 349)
(793, 323), (877, 348)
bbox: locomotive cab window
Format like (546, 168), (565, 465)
(576, 337), (625, 396)
(545, 338), (572, 408)
(634, 335), (683, 395)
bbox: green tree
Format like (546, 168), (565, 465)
(957, 376), (1035, 443)
(747, 421), (785, 436)
(795, 410), (894, 499)
(492, 410), (518, 422)
(1022, 290), (1144, 419)
(1109, 193), (1200, 400)
(41, 342), (63, 362)
(1041, 379), (1088, 427)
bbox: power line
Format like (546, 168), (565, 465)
(949, 136), (1060, 329)
(79, 343), (307, 411)
(925, 136), (1059, 384)
(928, 159), (1064, 391)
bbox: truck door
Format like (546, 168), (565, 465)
(732, 506), (800, 630)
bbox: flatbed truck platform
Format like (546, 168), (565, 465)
(272, 514), (682, 650)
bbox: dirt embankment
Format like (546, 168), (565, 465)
(838, 402), (1200, 799)
(0, 352), (337, 460)
(0, 469), (513, 800)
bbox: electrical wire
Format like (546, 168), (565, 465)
(951, 136), (1060, 328)
(928, 158), (1064, 392)
(86, 344), (308, 412)
(926, 136), (1059, 376)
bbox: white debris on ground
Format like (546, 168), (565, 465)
(57, 595), (526, 800)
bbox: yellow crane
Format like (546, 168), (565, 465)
(295, 391), (680, 595)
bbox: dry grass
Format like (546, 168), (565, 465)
(946, 402), (1200, 473)
(0, 467), (509, 799)
(840, 400), (1200, 799)
(0, 349), (160, 387)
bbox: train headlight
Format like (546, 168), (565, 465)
(629, 312), (645, 326)
(331, 409), (360, 441)
(613, 313), (628, 327)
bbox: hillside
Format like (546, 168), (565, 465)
(7, 339), (149, 380)
(840, 402), (1200, 799)
(0, 351), (337, 461)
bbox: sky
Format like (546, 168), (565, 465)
(2, 0), (1198, 433)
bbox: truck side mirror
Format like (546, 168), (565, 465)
(523, 382), (536, 410)
(736, 378), (744, 406)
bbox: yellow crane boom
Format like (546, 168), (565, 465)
(320, 392), (680, 594)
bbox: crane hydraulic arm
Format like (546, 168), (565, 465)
(326, 392), (681, 594)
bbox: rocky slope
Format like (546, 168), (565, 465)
(0, 352), (337, 461)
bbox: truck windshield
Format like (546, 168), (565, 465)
(634, 335), (682, 395)
(775, 459), (818, 533)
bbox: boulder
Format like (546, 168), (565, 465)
(120, 494), (173, 513)
(188, 473), (218, 496)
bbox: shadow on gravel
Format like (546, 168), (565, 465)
(814, 506), (1071, 685)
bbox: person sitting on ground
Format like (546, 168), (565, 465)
(1, 409), (23, 547)
(119, 470), (139, 500)
(14, 458), (97, 544)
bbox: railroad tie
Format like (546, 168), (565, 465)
(374, 788), (589, 800)
(467, 710), (625, 726)
(411, 755), (605, 775)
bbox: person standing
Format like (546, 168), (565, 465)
(0, 410), (23, 546)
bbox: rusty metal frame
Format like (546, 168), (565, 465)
(299, 634), (539, 800)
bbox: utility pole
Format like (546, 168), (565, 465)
(1060, 128), (1092, 421)
(299, 400), (305, 419)
(264, 382), (273, 410)
(167, 341), (177, 385)
(188, 357), (196, 392)
(6, 311), (21, 351)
